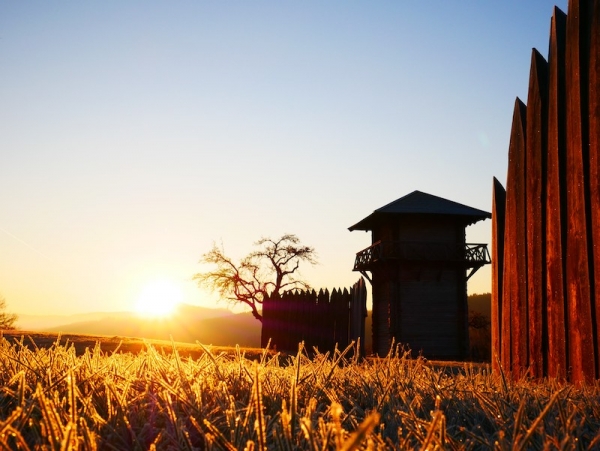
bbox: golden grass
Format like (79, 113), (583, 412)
(1, 330), (267, 360)
(0, 333), (598, 450)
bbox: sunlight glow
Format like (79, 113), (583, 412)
(134, 279), (183, 317)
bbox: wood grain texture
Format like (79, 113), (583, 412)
(504, 98), (528, 377)
(526, 49), (549, 378)
(501, 165), (513, 371)
(564, 0), (595, 383)
(491, 178), (506, 373)
(588, 0), (600, 379)
(545, 6), (568, 380)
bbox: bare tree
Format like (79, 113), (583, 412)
(468, 311), (491, 330)
(0, 296), (18, 330)
(193, 234), (317, 322)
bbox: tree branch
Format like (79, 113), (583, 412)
(193, 234), (317, 324)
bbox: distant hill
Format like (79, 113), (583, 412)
(17, 304), (261, 348)
(17, 311), (133, 330)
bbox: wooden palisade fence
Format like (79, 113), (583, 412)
(492, 0), (600, 383)
(261, 278), (367, 356)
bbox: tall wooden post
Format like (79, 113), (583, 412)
(526, 49), (549, 377)
(564, 0), (595, 383)
(588, 0), (600, 379)
(491, 178), (506, 373)
(545, 7), (568, 380)
(503, 99), (528, 377)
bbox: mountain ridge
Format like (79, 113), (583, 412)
(15, 304), (260, 347)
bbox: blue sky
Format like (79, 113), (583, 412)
(1, 1), (568, 316)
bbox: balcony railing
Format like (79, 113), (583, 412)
(353, 240), (491, 272)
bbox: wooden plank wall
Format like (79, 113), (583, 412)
(492, 0), (600, 383)
(261, 278), (367, 355)
(397, 269), (464, 359)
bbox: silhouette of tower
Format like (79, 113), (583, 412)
(349, 191), (491, 359)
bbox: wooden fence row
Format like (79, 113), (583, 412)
(261, 278), (367, 355)
(492, 0), (600, 383)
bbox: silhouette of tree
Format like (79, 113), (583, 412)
(0, 296), (18, 330)
(468, 311), (491, 330)
(468, 310), (491, 361)
(194, 234), (317, 322)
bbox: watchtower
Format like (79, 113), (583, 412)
(349, 191), (491, 359)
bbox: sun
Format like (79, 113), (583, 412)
(134, 279), (183, 317)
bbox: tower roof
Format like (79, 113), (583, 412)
(348, 190), (491, 231)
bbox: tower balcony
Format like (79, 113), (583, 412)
(353, 240), (491, 279)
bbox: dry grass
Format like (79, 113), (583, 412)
(0, 331), (269, 360)
(0, 333), (598, 450)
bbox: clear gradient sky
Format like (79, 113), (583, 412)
(1, 1), (568, 316)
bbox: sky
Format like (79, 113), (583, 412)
(1, 1), (569, 317)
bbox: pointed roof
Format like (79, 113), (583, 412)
(348, 191), (491, 231)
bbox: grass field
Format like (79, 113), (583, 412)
(0, 331), (268, 360)
(0, 332), (599, 450)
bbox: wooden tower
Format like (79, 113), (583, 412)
(349, 191), (491, 359)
